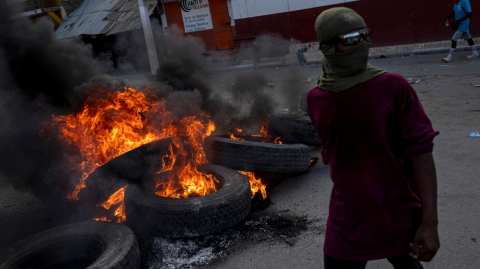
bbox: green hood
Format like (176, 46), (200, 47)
(315, 7), (385, 93)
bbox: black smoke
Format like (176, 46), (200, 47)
(0, 1), (108, 194)
(155, 26), (211, 101)
(154, 27), (301, 134)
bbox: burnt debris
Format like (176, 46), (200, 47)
(140, 210), (311, 269)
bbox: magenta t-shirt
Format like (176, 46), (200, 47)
(306, 73), (439, 261)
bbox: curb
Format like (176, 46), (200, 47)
(369, 45), (473, 59)
(203, 45), (476, 73)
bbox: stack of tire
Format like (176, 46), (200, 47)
(205, 91), (320, 174)
(268, 112), (322, 147)
(0, 92), (320, 267)
(205, 136), (311, 174)
(77, 138), (253, 239)
(268, 91), (322, 147)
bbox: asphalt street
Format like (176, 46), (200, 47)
(1, 51), (479, 268)
(205, 51), (480, 269)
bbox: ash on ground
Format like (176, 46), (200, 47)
(140, 196), (313, 269)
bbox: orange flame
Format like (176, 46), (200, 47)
(252, 122), (269, 138)
(154, 118), (218, 199)
(46, 86), (217, 222)
(228, 127), (244, 141)
(94, 185), (127, 222)
(231, 121), (281, 145)
(50, 87), (165, 201)
(238, 171), (267, 199)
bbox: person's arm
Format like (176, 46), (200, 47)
(444, 11), (455, 21)
(395, 78), (440, 261)
(408, 152), (440, 261)
(454, 12), (472, 24)
(454, 1), (473, 24)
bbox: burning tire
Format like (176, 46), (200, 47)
(124, 164), (251, 238)
(268, 113), (322, 147)
(78, 138), (174, 205)
(205, 137), (311, 173)
(0, 221), (140, 269)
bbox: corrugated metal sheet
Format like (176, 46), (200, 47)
(56, 0), (158, 39)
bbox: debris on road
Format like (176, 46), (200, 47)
(469, 132), (480, 138)
(407, 78), (421, 84)
(141, 210), (311, 269)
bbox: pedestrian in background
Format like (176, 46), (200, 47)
(307, 7), (440, 269)
(443, 0), (478, 62)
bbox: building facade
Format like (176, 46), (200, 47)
(160, 0), (479, 52)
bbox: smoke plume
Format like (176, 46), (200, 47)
(154, 28), (303, 134)
(0, 1), (108, 194)
(236, 33), (296, 60)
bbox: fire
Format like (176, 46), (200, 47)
(93, 185), (127, 222)
(44, 84), (274, 223)
(228, 126), (244, 141)
(252, 122), (269, 138)
(238, 171), (267, 199)
(252, 121), (282, 144)
(50, 87), (165, 201)
(153, 119), (218, 199)
(229, 121), (282, 144)
(46, 86), (217, 222)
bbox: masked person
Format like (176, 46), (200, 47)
(306, 8), (440, 269)
(443, 0), (478, 62)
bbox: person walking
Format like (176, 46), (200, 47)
(307, 7), (440, 269)
(443, 0), (478, 62)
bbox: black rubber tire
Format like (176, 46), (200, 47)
(299, 91), (308, 112)
(0, 221), (140, 269)
(124, 164), (251, 238)
(205, 136), (311, 173)
(268, 113), (322, 147)
(78, 138), (174, 205)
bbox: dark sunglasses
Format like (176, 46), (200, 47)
(322, 28), (371, 47)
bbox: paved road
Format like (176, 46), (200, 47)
(1, 51), (479, 268)
(207, 51), (480, 269)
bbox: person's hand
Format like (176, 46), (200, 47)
(444, 17), (448, 22)
(409, 222), (440, 261)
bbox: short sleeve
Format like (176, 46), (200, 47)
(395, 80), (439, 156)
(464, 1), (472, 13)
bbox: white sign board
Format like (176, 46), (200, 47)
(180, 0), (214, 33)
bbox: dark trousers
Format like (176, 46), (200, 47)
(324, 252), (423, 269)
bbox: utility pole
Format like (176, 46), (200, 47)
(138, 0), (159, 75)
